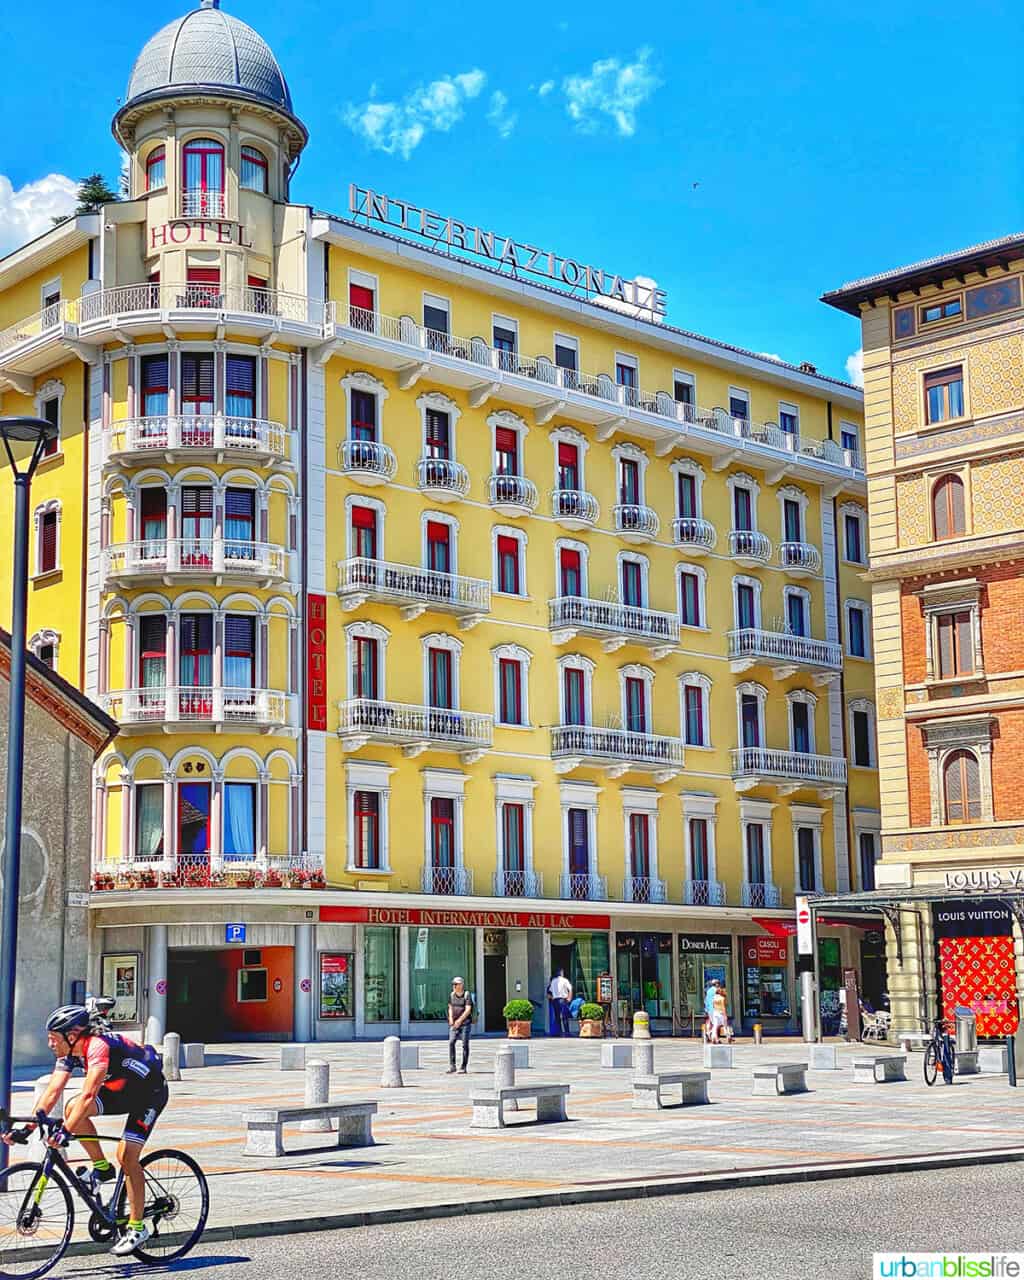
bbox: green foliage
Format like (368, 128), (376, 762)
(53, 172), (120, 225)
(579, 1003), (604, 1022)
(502, 999), (534, 1022)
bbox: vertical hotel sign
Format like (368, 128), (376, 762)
(307, 593), (327, 731)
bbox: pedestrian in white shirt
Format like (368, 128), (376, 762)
(548, 970), (572, 1037)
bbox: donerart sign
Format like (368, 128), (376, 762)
(348, 184), (668, 318)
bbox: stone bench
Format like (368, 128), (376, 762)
(243, 1102), (377, 1157)
(632, 1070), (710, 1110)
(182, 1042), (205, 1069)
(852, 1054), (907, 1084)
(955, 1050), (979, 1075)
(470, 1084), (569, 1130)
(808, 1044), (839, 1071)
(979, 1044), (1009, 1074)
(897, 1032), (931, 1054)
(601, 1042), (633, 1069)
(753, 1063), (808, 1096)
(702, 1043), (734, 1069)
(505, 1042), (530, 1069)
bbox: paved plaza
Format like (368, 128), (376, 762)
(13, 1037), (1024, 1241)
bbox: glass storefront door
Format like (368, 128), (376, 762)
(616, 933), (673, 1034)
(408, 927), (475, 1022)
(677, 935), (733, 1035)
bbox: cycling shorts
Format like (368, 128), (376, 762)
(93, 1078), (169, 1146)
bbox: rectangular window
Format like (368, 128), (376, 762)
(746, 823), (765, 883)
(494, 426), (519, 475)
(936, 611), (974, 678)
(619, 458), (640, 505)
(683, 685), (705, 746)
(783, 499), (802, 543)
(178, 613), (213, 688)
(349, 281), (375, 330)
(36, 643), (55, 669)
(792, 701), (811, 754)
(135, 782), (164, 860)
(554, 338), (578, 373)
(924, 366), (964, 424)
(493, 320), (517, 371)
(424, 409), (450, 459)
(841, 424), (859, 455)
(628, 812), (650, 878)
(729, 389), (750, 421)
(852, 710), (872, 767)
(351, 390), (377, 441)
(427, 647), (453, 709)
(237, 968), (267, 1002)
(844, 514), (864, 563)
(351, 505), (377, 560)
(563, 667), (585, 725)
(859, 832), (877, 891)
(674, 373), (695, 407)
(557, 441), (579, 491)
(141, 354), (169, 416)
(677, 472), (697, 518)
(502, 804), (525, 872)
(224, 488), (255, 549)
(736, 583), (757, 631)
(621, 559), (643, 608)
(616, 358), (638, 404)
(177, 780), (210, 855)
(41, 397), (59, 458)
(741, 694), (760, 747)
(797, 828), (816, 891)
(185, 267), (221, 306)
(559, 547), (581, 597)
(426, 520), (451, 574)
(680, 571), (701, 627)
(352, 636), (378, 700)
(224, 782), (256, 859)
(625, 677), (647, 733)
(921, 298), (962, 325)
(353, 791), (380, 869)
(180, 353), (214, 415)
(430, 797), (455, 867)
(848, 606), (867, 657)
(423, 294), (450, 341)
(496, 535), (521, 594)
(779, 403), (799, 436)
(733, 486), (753, 531)
(364, 927), (397, 1021)
(224, 615), (255, 689)
(498, 658), (523, 725)
(139, 614), (167, 688)
(226, 354), (256, 418)
(787, 593), (807, 637)
(568, 808), (590, 876)
(180, 486), (213, 544)
(689, 817), (709, 881)
(38, 511), (58, 573)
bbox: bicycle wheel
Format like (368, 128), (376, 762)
(115, 1149), (208, 1264)
(0, 1162), (73, 1280)
(923, 1042), (938, 1086)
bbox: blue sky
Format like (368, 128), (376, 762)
(2, 0), (1021, 383)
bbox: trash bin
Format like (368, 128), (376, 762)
(954, 1005), (977, 1054)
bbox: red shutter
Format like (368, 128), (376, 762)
(40, 514), (58, 572)
(557, 442), (578, 468)
(351, 505), (376, 529)
(427, 520), (450, 543)
(187, 268), (220, 284)
(349, 284), (375, 311)
(495, 427), (518, 455)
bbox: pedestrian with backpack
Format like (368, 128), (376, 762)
(446, 977), (473, 1074)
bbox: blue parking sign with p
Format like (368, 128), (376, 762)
(226, 923), (246, 944)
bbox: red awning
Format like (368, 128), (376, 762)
(752, 915), (878, 938)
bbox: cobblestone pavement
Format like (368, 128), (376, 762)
(12, 1037), (1024, 1239)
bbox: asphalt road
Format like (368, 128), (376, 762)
(53, 1162), (1023, 1280)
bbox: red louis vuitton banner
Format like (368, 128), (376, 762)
(307, 593), (327, 731)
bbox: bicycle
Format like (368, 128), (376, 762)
(923, 1016), (956, 1086)
(0, 1110), (209, 1279)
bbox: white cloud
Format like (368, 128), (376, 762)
(757, 352), (784, 363)
(343, 68), (487, 159)
(845, 348), (864, 387)
(537, 80), (555, 97)
(562, 48), (661, 136)
(487, 91), (518, 139)
(0, 173), (78, 256)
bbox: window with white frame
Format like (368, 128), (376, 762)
(341, 370), (389, 444)
(41, 277), (61, 312)
(36, 379), (64, 459)
(671, 458), (705, 520)
(422, 632), (462, 710)
(728, 386), (750, 421)
(551, 427), (589, 494)
(792, 805), (824, 893)
(737, 681), (767, 749)
(553, 333), (579, 380)
(784, 586), (811, 637)
(493, 525), (526, 595)
(739, 798), (775, 896)
(615, 352), (639, 401)
(492, 315), (519, 370)
(612, 442), (649, 508)
(678, 564), (707, 628)
(622, 787), (660, 897)
(778, 401), (799, 438)
(423, 511), (458, 575)
(787, 689), (817, 755)
(921, 716), (994, 826)
(620, 664), (654, 734)
(619, 552), (648, 609)
(840, 421), (860, 461)
(346, 760), (395, 872)
(845, 599), (870, 658)
(423, 293), (451, 342)
(346, 494), (385, 560)
(840, 503), (867, 564)
(560, 779), (600, 895)
(558, 654), (594, 726)
(673, 370), (696, 411)
(852, 808), (881, 891)
(29, 629), (60, 669)
(417, 390), (461, 466)
(346, 620), (389, 700)
(733, 575), (763, 632)
(849, 698), (876, 768)
(494, 775), (537, 895)
(34, 501), (61, 576)
(681, 792), (719, 898)
(679, 672), (712, 748)
(918, 579), (983, 682)
(493, 644), (531, 727)
(555, 539), (588, 598)
(727, 472), (760, 532)
(778, 485), (808, 545)
(488, 410), (529, 491)
(422, 768), (468, 890)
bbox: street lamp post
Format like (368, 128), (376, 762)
(0, 416), (59, 1167)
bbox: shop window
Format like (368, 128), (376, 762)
(240, 145), (269, 193)
(680, 570), (702, 627)
(141, 354), (169, 416)
(944, 750), (982, 824)
(616, 932), (673, 1028)
(550, 930), (609, 1006)
(932, 474), (966, 540)
(742, 937), (790, 1022)
(237, 968), (268, 1002)
(353, 790), (381, 868)
(797, 827), (817, 891)
(364, 927), (397, 1021)
(224, 782), (256, 859)
(498, 658), (523, 725)
(409, 927), (474, 1021)
(135, 782), (164, 860)
(924, 366), (964, 424)
(145, 145), (166, 191)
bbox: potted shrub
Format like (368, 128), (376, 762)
(578, 1003), (605, 1038)
(502, 998), (534, 1039)
(263, 868), (283, 889)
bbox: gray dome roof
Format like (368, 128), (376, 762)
(124, 0), (294, 115)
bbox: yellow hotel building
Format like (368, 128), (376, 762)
(0, 1), (877, 1042)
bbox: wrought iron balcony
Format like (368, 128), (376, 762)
(339, 439), (397, 484)
(559, 872), (608, 901)
(492, 870), (544, 898)
(417, 456), (470, 500)
(671, 516), (716, 554)
(102, 538), (286, 587)
(103, 686), (291, 733)
(487, 473), (538, 516)
(337, 557), (490, 625)
(683, 879), (727, 907)
(728, 529), (773, 565)
(551, 488), (599, 529)
(548, 596), (679, 657)
(613, 503), (659, 543)
(105, 415), (287, 465)
(622, 875), (668, 904)
(181, 189), (226, 218)
(339, 698), (492, 762)
(741, 881), (782, 908)
(728, 628), (843, 680)
(731, 746), (847, 795)
(551, 725), (683, 780)
(779, 541), (822, 576)
(421, 865), (474, 896)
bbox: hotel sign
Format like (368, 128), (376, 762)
(349, 184), (667, 318)
(306, 593), (327, 731)
(321, 905), (611, 930)
(149, 220), (254, 250)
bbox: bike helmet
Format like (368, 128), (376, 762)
(46, 1005), (91, 1036)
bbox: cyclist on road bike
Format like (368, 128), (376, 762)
(2, 1005), (168, 1256)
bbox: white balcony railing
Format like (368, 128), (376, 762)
(493, 870), (544, 898)
(421, 865), (474, 896)
(77, 283), (327, 330)
(613, 503), (660, 539)
(102, 538), (286, 583)
(549, 596), (679, 648)
(104, 686), (291, 729)
(551, 489), (600, 527)
(741, 881), (783, 908)
(671, 516), (717, 551)
(779, 541), (822, 574)
(105, 415), (287, 462)
(683, 879), (727, 907)
(337, 557), (490, 616)
(551, 725), (684, 772)
(731, 746), (848, 787)
(728, 530), (773, 563)
(417, 457), (470, 498)
(95, 851), (321, 885)
(623, 875), (668, 904)
(339, 439), (398, 483)
(559, 872), (608, 901)
(0, 297), (80, 357)
(339, 699), (493, 754)
(487, 473), (538, 513)
(728, 629), (843, 672)
(181, 189), (226, 217)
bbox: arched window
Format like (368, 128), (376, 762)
(181, 138), (225, 216)
(145, 146), (166, 191)
(932, 474), (966, 540)
(240, 146), (268, 193)
(943, 749), (981, 823)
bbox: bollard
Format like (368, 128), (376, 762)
(381, 1036), (404, 1088)
(633, 1039), (655, 1078)
(494, 1045), (518, 1112)
(632, 1010), (651, 1040)
(753, 1023), (763, 1046)
(301, 1059), (332, 1132)
(162, 1032), (181, 1082)
(182, 1043), (205, 1069)
(1007, 1035), (1017, 1088)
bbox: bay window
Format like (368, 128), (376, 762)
(240, 145), (268, 193)
(223, 782), (257, 860)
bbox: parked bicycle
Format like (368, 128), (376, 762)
(923, 1016), (956, 1086)
(0, 1111), (208, 1278)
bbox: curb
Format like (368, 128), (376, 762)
(59, 1144), (1024, 1256)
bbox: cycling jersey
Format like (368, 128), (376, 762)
(56, 1032), (162, 1094)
